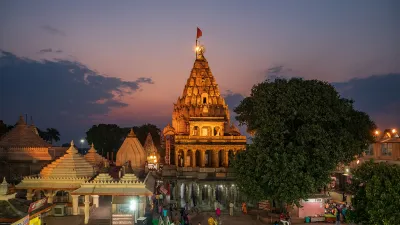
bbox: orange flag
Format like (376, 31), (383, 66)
(196, 27), (202, 39)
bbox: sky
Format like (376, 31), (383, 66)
(0, 0), (399, 145)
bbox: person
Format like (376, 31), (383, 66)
(198, 223), (201, 225)
(216, 207), (221, 218)
(241, 202), (247, 214)
(335, 206), (341, 225)
(341, 204), (347, 222)
(280, 213), (289, 225)
(208, 216), (215, 225)
(229, 202), (234, 216)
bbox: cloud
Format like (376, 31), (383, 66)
(333, 74), (400, 129)
(0, 50), (154, 143)
(38, 48), (63, 54)
(41, 25), (66, 36)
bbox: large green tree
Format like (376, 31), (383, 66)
(348, 161), (400, 225)
(232, 78), (375, 205)
(37, 128), (61, 144)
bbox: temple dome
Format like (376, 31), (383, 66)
(116, 129), (146, 169)
(0, 115), (51, 148)
(40, 140), (94, 177)
(84, 143), (106, 167)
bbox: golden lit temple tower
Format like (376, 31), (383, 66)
(160, 34), (247, 210)
(163, 44), (246, 168)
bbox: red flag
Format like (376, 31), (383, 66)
(196, 27), (202, 39)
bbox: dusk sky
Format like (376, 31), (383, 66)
(1, 0), (399, 144)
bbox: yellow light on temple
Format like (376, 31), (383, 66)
(154, 159), (157, 163)
(195, 46), (200, 52)
(374, 130), (380, 135)
(392, 129), (397, 134)
(356, 160), (360, 164)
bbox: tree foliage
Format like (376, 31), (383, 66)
(38, 128), (61, 144)
(85, 123), (161, 157)
(232, 78), (375, 205)
(349, 161), (400, 225)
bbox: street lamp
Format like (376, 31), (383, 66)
(80, 139), (85, 152)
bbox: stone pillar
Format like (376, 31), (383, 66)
(84, 195), (90, 224)
(72, 195), (79, 215)
(224, 150), (229, 167)
(192, 150), (196, 167)
(213, 150), (219, 168)
(27, 189), (33, 201)
(201, 150), (206, 167)
(175, 149), (179, 167)
(139, 196), (145, 217)
(183, 150), (187, 167)
(92, 195), (99, 208)
(46, 190), (54, 204)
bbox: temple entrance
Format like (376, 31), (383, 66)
(177, 150), (184, 167)
(205, 150), (212, 167)
(218, 150), (224, 167)
(186, 150), (194, 166)
(228, 150), (235, 166)
(195, 150), (201, 167)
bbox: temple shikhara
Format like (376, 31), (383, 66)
(160, 43), (247, 209)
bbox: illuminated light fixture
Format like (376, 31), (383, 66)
(154, 159), (157, 163)
(374, 130), (380, 135)
(80, 139), (84, 143)
(356, 160), (360, 164)
(392, 129), (397, 134)
(195, 46), (200, 52)
(130, 199), (137, 211)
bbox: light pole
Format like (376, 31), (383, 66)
(80, 139), (85, 153)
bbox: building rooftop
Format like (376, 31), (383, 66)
(0, 115), (51, 148)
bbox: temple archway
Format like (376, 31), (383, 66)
(218, 150), (224, 167)
(187, 150), (195, 167)
(177, 149), (184, 167)
(228, 150), (235, 166)
(205, 150), (212, 167)
(195, 150), (201, 167)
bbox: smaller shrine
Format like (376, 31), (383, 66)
(84, 143), (106, 170)
(116, 128), (146, 171)
(72, 163), (152, 224)
(144, 133), (160, 170)
(16, 141), (94, 204)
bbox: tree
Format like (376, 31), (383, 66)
(45, 128), (60, 144)
(232, 78), (375, 206)
(86, 124), (125, 156)
(348, 161), (400, 225)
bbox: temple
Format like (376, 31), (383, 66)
(0, 115), (64, 183)
(159, 44), (247, 210)
(164, 45), (246, 168)
(84, 143), (106, 170)
(116, 128), (146, 170)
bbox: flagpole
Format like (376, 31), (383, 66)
(196, 39), (198, 59)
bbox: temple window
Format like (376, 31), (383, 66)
(365, 144), (374, 156)
(214, 127), (221, 136)
(203, 97), (207, 104)
(193, 126), (199, 136)
(381, 143), (392, 156)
